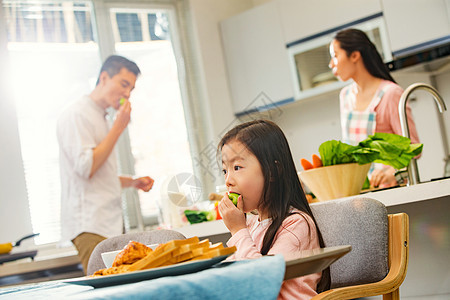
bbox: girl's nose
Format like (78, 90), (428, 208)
(225, 173), (234, 187)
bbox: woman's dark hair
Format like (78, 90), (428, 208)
(96, 55), (141, 85)
(217, 119), (330, 292)
(334, 28), (395, 83)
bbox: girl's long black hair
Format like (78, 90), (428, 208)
(218, 119), (330, 292)
(334, 28), (396, 83)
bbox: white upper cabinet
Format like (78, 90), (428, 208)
(220, 1), (295, 114)
(220, 0), (450, 114)
(381, 0), (450, 55)
(278, 0), (382, 44)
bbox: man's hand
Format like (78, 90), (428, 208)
(132, 176), (154, 192)
(113, 100), (131, 132)
(90, 100), (131, 178)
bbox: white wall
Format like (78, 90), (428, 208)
(187, 0), (255, 189)
(187, 0), (252, 136)
(393, 70), (450, 182)
(268, 92), (342, 173)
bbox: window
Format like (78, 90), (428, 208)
(109, 7), (194, 228)
(2, 0), (195, 244)
(3, 0), (100, 244)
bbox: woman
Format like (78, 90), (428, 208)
(329, 28), (420, 188)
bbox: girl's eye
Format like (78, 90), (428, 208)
(222, 169), (227, 175)
(234, 165), (241, 171)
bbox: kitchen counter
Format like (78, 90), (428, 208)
(352, 177), (450, 206)
(176, 219), (230, 244)
(176, 178), (450, 238)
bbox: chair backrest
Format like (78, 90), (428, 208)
(310, 197), (389, 288)
(86, 229), (186, 275)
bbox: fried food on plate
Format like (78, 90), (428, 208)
(92, 264), (130, 276)
(91, 236), (236, 277)
(112, 241), (153, 267)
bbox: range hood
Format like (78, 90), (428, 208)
(387, 35), (450, 73)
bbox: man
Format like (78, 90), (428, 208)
(57, 55), (154, 273)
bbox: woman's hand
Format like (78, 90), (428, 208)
(218, 194), (246, 235)
(370, 166), (397, 188)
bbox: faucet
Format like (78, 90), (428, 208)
(398, 83), (448, 185)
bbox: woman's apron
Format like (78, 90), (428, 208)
(341, 83), (392, 176)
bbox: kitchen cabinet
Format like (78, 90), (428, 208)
(277, 0), (382, 44)
(381, 0), (450, 55)
(220, 0), (385, 114)
(220, 1), (295, 114)
(287, 15), (391, 100)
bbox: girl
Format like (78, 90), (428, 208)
(218, 120), (330, 300)
(329, 28), (420, 188)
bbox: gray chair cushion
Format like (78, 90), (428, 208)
(310, 197), (389, 288)
(86, 229), (186, 275)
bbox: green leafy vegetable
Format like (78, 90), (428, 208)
(184, 210), (215, 224)
(359, 133), (423, 169)
(319, 140), (379, 166)
(318, 133), (423, 169)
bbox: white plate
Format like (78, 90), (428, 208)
(64, 254), (231, 288)
(101, 244), (159, 268)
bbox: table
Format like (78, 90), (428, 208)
(0, 246), (350, 299)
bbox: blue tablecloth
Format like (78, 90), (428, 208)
(0, 255), (285, 300)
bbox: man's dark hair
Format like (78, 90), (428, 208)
(96, 55), (141, 85)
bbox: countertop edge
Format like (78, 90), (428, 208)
(175, 179), (450, 238)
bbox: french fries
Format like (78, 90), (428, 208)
(91, 236), (236, 277)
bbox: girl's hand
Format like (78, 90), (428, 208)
(370, 166), (397, 188)
(218, 194), (246, 235)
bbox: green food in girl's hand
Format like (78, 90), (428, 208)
(319, 133), (423, 169)
(228, 193), (240, 206)
(120, 98), (126, 105)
